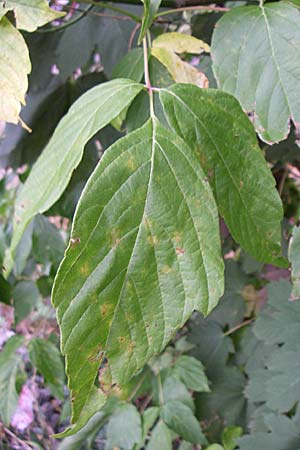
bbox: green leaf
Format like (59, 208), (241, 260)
(112, 48), (145, 83)
(28, 338), (65, 400)
(56, 13), (135, 79)
(126, 57), (174, 133)
(0, 17), (31, 124)
(196, 366), (247, 428)
(0, 273), (12, 305)
(7, 79), (144, 270)
(147, 421), (172, 450)
(161, 400), (207, 444)
(0, 0), (65, 31)
(13, 280), (41, 323)
(188, 315), (234, 379)
(265, 346), (300, 413)
(55, 387), (107, 438)
(57, 398), (118, 449)
(106, 404), (142, 450)
(237, 413), (300, 450)
(52, 118), (224, 430)
(288, 226), (300, 300)
(0, 335), (24, 425)
(139, 0), (162, 44)
(209, 261), (248, 329)
(160, 84), (286, 267)
(211, 2), (300, 143)
(32, 215), (65, 269)
(222, 426), (243, 450)
(254, 280), (296, 346)
(162, 376), (195, 411)
(13, 220), (34, 277)
(141, 407), (160, 442)
(207, 446), (225, 450)
(172, 355), (210, 392)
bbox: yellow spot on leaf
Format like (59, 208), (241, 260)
(80, 262), (89, 276)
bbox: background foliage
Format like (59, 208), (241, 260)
(1, 0), (300, 449)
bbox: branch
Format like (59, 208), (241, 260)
(79, 0), (227, 9)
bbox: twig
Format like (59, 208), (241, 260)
(128, 22), (141, 50)
(278, 165), (289, 197)
(156, 4), (229, 17)
(140, 395), (153, 414)
(2, 426), (34, 450)
(65, 6), (133, 20)
(128, 372), (147, 402)
(37, 5), (94, 33)
(76, 0), (141, 21)
(224, 319), (254, 336)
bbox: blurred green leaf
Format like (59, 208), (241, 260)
(106, 404), (142, 450)
(147, 421), (172, 450)
(161, 401), (207, 444)
(0, 335), (24, 425)
(172, 355), (210, 392)
(28, 338), (65, 400)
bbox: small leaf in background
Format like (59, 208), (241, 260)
(52, 118), (224, 430)
(106, 404), (142, 450)
(32, 215), (65, 269)
(13, 220), (34, 277)
(211, 2), (300, 143)
(172, 355), (210, 392)
(153, 32), (210, 54)
(160, 84), (286, 267)
(162, 376), (195, 411)
(222, 425), (243, 450)
(254, 280), (297, 346)
(7, 79), (144, 269)
(13, 280), (41, 324)
(161, 400), (207, 444)
(236, 413), (300, 450)
(112, 48), (145, 83)
(0, 17), (31, 124)
(178, 441), (194, 450)
(0, 273), (12, 305)
(147, 420), (172, 450)
(139, 0), (162, 44)
(288, 226), (300, 300)
(209, 261), (248, 329)
(174, 336), (195, 353)
(152, 33), (210, 88)
(140, 407), (160, 443)
(28, 338), (65, 400)
(206, 446), (225, 450)
(0, 335), (24, 425)
(265, 346), (300, 413)
(0, 0), (65, 31)
(126, 57), (174, 133)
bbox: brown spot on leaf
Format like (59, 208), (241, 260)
(173, 231), (182, 243)
(239, 180), (244, 188)
(162, 265), (172, 273)
(176, 247), (185, 256)
(118, 336), (126, 343)
(101, 304), (108, 316)
(70, 237), (80, 247)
